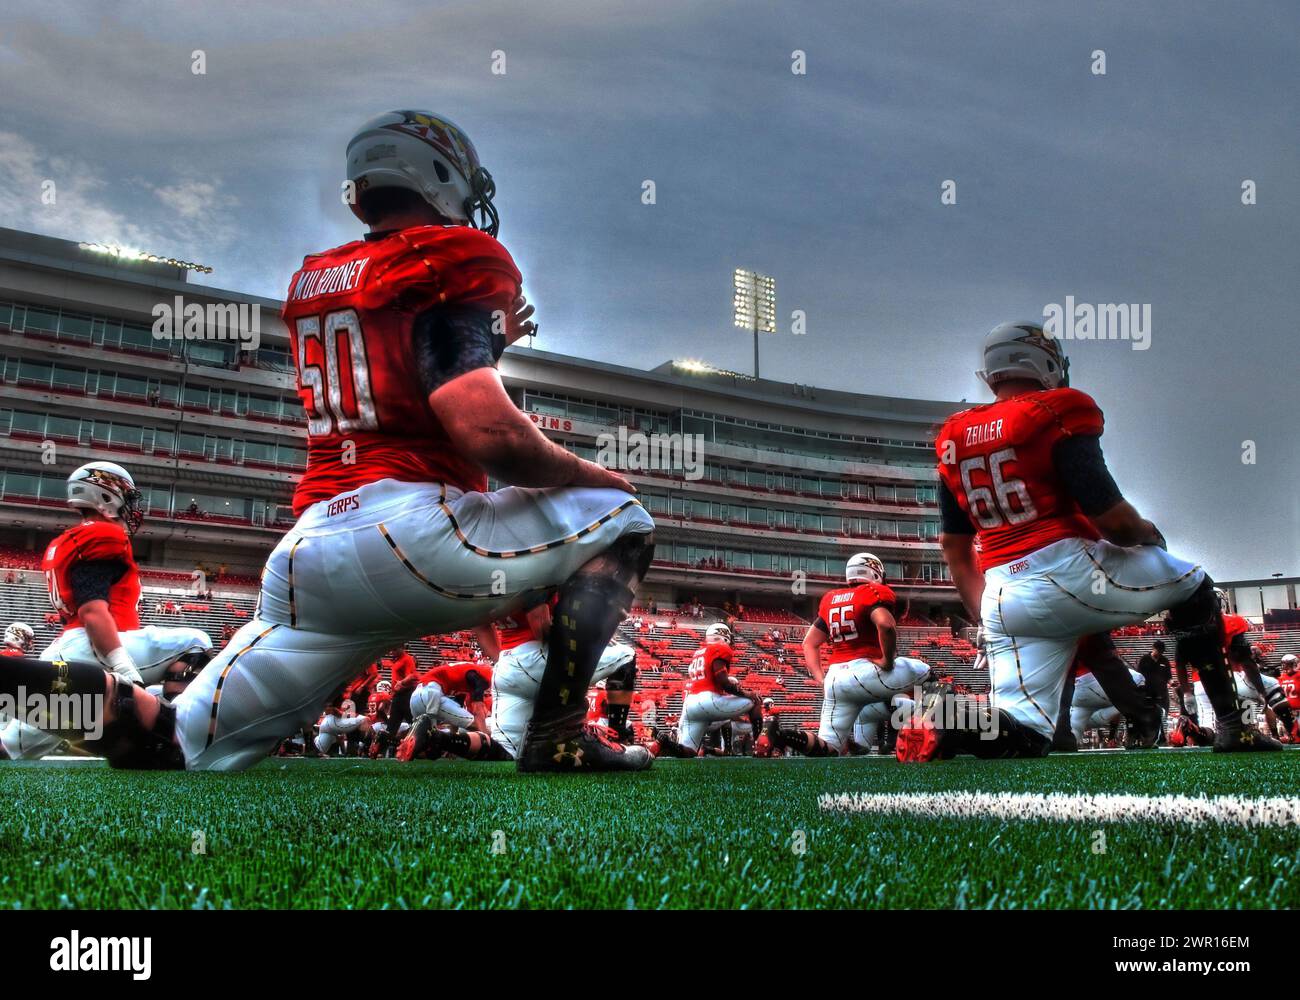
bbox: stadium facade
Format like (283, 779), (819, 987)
(0, 225), (964, 619)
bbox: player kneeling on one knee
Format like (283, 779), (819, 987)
(768, 553), (931, 757)
(653, 623), (761, 758)
(900, 321), (1277, 762)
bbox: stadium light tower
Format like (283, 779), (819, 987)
(733, 268), (775, 378)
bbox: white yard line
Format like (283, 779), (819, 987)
(819, 790), (1300, 827)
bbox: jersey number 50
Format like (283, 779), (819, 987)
(959, 448), (1038, 529)
(296, 310), (380, 435)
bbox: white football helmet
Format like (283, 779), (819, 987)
(346, 110), (499, 235)
(846, 552), (885, 585)
(376, 680), (392, 695)
(977, 322), (1069, 390)
(4, 622), (34, 653)
(66, 461), (144, 534)
(705, 623), (732, 646)
(1280, 654), (1297, 670)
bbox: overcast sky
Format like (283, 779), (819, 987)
(1, 0), (1296, 579)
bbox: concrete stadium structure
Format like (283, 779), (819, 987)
(0, 225), (964, 619)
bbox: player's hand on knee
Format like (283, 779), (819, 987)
(568, 458), (636, 494)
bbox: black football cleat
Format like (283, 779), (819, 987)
(396, 713), (441, 762)
(517, 722), (652, 772)
(1213, 715), (1283, 753)
(1124, 709), (1163, 750)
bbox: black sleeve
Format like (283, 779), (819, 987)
(412, 305), (507, 397)
(1052, 434), (1124, 516)
(67, 559), (128, 607)
(938, 479), (976, 534)
(465, 669), (490, 701)
(812, 616), (830, 635)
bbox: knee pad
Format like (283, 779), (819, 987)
(607, 530), (655, 582)
(91, 683), (186, 771)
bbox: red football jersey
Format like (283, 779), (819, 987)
(495, 595), (557, 651)
(1279, 672), (1300, 711)
(585, 687), (608, 723)
(1222, 614), (1251, 647)
(0, 648), (23, 657)
(367, 690), (392, 717)
(935, 387), (1104, 571)
(382, 651), (418, 687)
(41, 520), (141, 632)
(282, 225), (523, 514)
(686, 643), (733, 695)
(816, 582), (896, 665)
(418, 660), (492, 697)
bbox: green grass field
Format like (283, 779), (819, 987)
(1, 750), (1297, 909)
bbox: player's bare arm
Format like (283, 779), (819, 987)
(801, 624), (827, 684)
(940, 533), (984, 621)
(1087, 499), (1164, 549)
(78, 599), (124, 660)
(429, 367), (633, 492)
(871, 605), (897, 672)
(474, 624), (500, 662)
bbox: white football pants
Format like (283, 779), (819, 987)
(0, 625), (213, 760)
(488, 641), (635, 759)
(678, 691), (754, 751)
(1068, 668), (1145, 742)
(982, 537), (1203, 739)
(173, 479), (653, 771)
(818, 656), (931, 751)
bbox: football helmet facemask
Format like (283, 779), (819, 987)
(346, 110), (499, 236)
(66, 461), (144, 535)
(977, 322), (1069, 390)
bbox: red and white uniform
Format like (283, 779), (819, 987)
(488, 601), (635, 759)
(1279, 671), (1300, 713)
(812, 583), (931, 751)
(585, 687), (609, 727)
(1069, 665), (1147, 742)
(36, 520), (210, 684)
(383, 651), (418, 688)
(935, 388), (1205, 738)
(170, 225), (654, 771)
(314, 707), (370, 754)
(2, 520), (210, 761)
(409, 661), (491, 729)
(676, 641), (753, 752)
